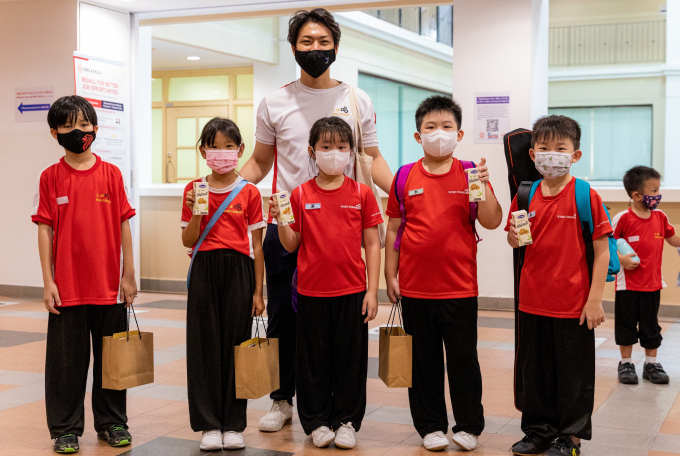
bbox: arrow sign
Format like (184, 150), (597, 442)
(17, 102), (50, 114)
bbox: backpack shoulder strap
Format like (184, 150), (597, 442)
(517, 179), (541, 213)
(574, 178), (593, 234)
(574, 178), (595, 283)
(393, 163), (416, 250)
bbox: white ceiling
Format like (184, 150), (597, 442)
(151, 38), (254, 71)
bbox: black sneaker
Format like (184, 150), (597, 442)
(97, 424), (132, 447)
(618, 361), (638, 384)
(545, 436), (580, 456)
(53, 434), (79, 453)
(643, 362), (670, 384)
(511, 434), (553, 455)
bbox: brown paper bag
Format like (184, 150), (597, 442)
(378, 326), (412, 388)
(234, 337), (280, 399)
(102, 330), (154, 390)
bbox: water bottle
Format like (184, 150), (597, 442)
(616, 238), (640, 263)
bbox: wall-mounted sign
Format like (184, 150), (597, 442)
(474, 92), (510, 144)
(15, 87), (53, 122)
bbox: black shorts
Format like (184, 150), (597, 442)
(615, 290), (662, 349)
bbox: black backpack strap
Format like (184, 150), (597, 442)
(516, 181), (533, 212)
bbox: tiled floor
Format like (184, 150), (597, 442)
(1, 293), (680, 455)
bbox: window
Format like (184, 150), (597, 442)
(358, 73), (450, 172)
(151, 67), (254, 183)
(363, 6), (453, 46)
(547, 106), (653, 182)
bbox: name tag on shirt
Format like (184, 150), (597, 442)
(628, 235), (640, 243)
(409, 188), (424, 196)
(528, 211), (536, 219)
(305, 203), (321, 210)
(56, 196), (69, 205)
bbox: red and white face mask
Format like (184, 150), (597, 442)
(206, 149), (239, 174)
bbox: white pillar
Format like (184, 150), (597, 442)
(665, 0), (680, 186)
(531, 0), (549, 124)
(453, 0), (536, 301)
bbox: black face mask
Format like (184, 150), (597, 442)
(295, 49), (336, 79)
(57, 129), (96, 154)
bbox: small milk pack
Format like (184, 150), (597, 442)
(466, 168), (486, 202)
(511, 210), (533, 246)
(193, 182), (209, 215)
(274, 191), (295, 226)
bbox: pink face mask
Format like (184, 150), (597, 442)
(206, 149), (239, 174)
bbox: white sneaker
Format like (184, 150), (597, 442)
(423, 431), (449, 451)
(311, 426), (335, 448)
(258, 400), (293, 432)
(451, 431), (477, 451)
(200, 430), (223, 451)
(222, 431), (245, 449)
(334, 423), (356, 449)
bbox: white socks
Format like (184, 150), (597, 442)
(621, 358), (633, 365)
(646, 356), (657, 364)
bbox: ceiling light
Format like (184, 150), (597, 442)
(187, 56), (201, 61)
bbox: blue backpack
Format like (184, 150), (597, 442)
(518, 178), (620, 282)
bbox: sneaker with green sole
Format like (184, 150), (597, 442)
(97, 424), (132, 447)
(53, 434), (79, 453)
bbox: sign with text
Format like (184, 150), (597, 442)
(474, 92), (510, 144)
(73, 53), (127, 168)
(15, 87), (53, 122)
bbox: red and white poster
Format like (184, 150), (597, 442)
(73, 52), (128, 169)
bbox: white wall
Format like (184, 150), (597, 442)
(452, 0), (537, 300)
(0, 0), (78, 290)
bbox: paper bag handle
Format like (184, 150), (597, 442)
(126, 303), (143, 341)
(384, 299), (404, 336)
(253, 315), (270, 348)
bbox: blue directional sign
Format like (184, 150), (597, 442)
(17, 103), (51, 114)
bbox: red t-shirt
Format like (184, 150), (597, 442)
(290, 176), (383, 297)
(613, 208), (675, 292)
(385, 158), (495, 299)
(31, 155), (136, 306)
(504, 178), (613, 318)
(181, 176), (266, 259)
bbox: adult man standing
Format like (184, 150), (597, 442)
(239, 8), (392, 432)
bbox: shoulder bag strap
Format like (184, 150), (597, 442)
(186, 179), (248, 289)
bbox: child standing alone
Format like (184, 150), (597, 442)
(182, 118), (266, 451)
(269, 116), (382, 450)
(613, 166), (680, 384)
(33, 95), (136, 454)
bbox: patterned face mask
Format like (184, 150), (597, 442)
(641, 193), (662, 210)
(534, 151), (573, 179)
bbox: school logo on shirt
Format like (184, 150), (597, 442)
(655, 232), (664, 239)
(341, 204), (361, 210)
(557, 213), (577, 220)
(224, 203), (243, 215)
(331, 106), (350, 117)
(95, 192), (111, 204)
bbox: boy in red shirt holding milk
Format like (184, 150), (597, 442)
(270, 116), (382, 450)
(384, 95), (503, 452)
(613, 166), (680, 385)
(506, 115), (612, 456)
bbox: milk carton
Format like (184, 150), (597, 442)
(193, 182), (209, 215)
(466, 168), (486, 202)
(274, 191), (295, 226)
(511, 210), (533, 246)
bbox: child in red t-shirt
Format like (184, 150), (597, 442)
(181, 118), (266, 451)
(613, 166), (680, 385)
(384, 95), (503, 452)
(33, 96), (136, 453)
(269, 117), (382, 450)
(505, 115), (612, 456)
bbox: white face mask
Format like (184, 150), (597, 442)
(315, 149), (350, 175)
(420, 129), (458, 157)
(534, 151), (574, 179)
